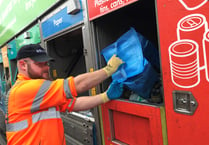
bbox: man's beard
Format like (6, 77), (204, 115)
(27, 63), (50, 80)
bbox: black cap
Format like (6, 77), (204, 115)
(16, 44), (53, 62)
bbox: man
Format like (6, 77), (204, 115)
(6, 44), (123, 145)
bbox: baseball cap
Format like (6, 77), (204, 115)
(16, 44), (53, 62)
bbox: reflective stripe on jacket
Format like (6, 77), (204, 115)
(6, 73), (77, 145)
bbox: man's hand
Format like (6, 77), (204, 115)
(103, 55), (123, 77)
(101, 81), (123, 103)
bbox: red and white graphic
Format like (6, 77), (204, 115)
(203, 31), (209, 81)
(177, 14), (208, 68)
(87, 0), (137, 20)
(169, 39), (200, 88)
(169, 13), (209, 88)
(179, 0), (207, 11)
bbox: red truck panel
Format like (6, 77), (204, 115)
(101, 100), (164, 145)
(157, 0), (209, 145)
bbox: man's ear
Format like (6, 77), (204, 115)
(18, 60), (27, 71)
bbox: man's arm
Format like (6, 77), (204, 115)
(72, 81), (123, 111)
(72, 94), (104, 111)
(74, 55), (123, 94)
(74, 69), (108, 94)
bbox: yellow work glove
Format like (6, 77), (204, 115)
(101, 93), (110, 103)
(103, 55), (123, 77)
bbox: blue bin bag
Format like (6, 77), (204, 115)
(138, 33), (160, 72)
(101, 27), (148, 82)
(124, 63), (160, 99)
(101, 27), (160, 99)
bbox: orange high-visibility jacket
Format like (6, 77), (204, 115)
(6, 73), (77, 145)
